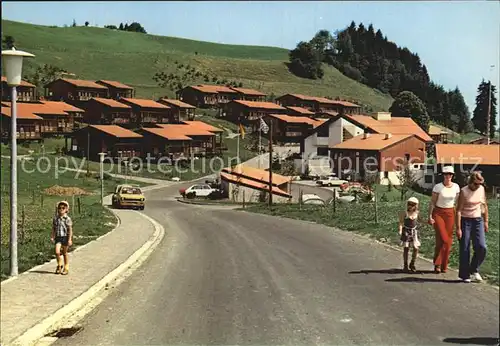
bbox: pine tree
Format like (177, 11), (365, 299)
(448, 87), (472, 133)
(472, 80), (498, 137)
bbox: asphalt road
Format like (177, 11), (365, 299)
(55, 182), (500, 345)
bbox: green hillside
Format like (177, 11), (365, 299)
(2, 20), (393, 111)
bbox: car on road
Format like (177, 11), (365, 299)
(179, 184), (221, 199)
(315, 175), (348, 187)
(301, 194), (326, 205)
(112, 184), (145, 210)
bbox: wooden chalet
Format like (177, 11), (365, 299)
(264, 114), (325, 144)
(118, 98), (174, 126)
(330, 133), (427, 184)
(224, 100), (287, 132)
(1, 76), (37, 102)
(70, 125), (143, 161)
(1, 102), (43, 143)
(276, 94), (362, 114)
(44, 78), (109, 106)
(138, 127), (192, 160)
(95, 80), (135, 99)
(468, 137), (500, 145)
(157, 98), (196, 121)
(1, 101), (83, 138)
(177, 84), (238, 108)
(230, 87), (266, 102)
(156, 122), (221, 157)
(84, 98), (133, 126)
(178, 120), (226, 153)
(428, 125), (450, 143)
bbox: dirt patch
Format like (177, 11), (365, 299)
(43, 185), (93, 196)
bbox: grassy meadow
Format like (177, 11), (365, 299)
(2, 19), (393, 112)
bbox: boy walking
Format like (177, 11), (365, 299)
(51, 201), (73, 275)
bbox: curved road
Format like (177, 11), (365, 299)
(56, 183), (499, 345)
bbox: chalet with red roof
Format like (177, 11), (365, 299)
(1, 76), (37, 102)
(157, 98), (196, 121)
(96, 80), (135, 99)
(84, 98), (133, 126)
(118, 98), (175, 126)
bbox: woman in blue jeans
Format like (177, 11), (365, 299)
(456, 172), (489, 283)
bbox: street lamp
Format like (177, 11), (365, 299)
(98, 153), (106, 206)
(2, 47), (35, 277)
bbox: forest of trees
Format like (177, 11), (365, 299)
(288, 21), (487, 134)
(472, 80), (498, 138)
(104, 22), (147, 34)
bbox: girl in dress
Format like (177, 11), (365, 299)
(398, 197), (422, 272)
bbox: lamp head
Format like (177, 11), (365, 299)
(2, 48), (35, 86)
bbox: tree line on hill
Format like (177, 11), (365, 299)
(104, 22), (147, 34)
(288, 21), (498, 136)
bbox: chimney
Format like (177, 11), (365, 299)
(372, 112), (392, 121)
(385, 133), (392, 140)
(363, 133), (370, 139)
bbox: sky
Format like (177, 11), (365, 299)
(2, 1), (500, 119)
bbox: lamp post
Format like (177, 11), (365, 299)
(98, 153), (105, 206)
(2, 47), (35, 277)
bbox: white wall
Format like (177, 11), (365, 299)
(226, 182), (292, 203)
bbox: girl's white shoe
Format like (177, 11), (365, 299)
(471, 273), (483, 282)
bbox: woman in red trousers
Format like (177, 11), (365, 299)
(428, 166), (460, 273)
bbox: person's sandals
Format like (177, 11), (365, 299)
(434, 266), (441, 274)
(403, 265), (409, 273)
(409, 262), (417, 273)
(61, 266), (69, 275)
(55, 265), (63, 274)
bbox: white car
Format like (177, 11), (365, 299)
(301, 194), (325, 205)
(180, 184), (218, 198)
(316, 176), (348, 187)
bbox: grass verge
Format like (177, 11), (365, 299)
(244, 193), (499, 285)
(0, 157), (150, 280)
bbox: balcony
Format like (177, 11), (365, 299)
(285, 131), (303, 137)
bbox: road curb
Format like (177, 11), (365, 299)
(7, 208), (166, 346)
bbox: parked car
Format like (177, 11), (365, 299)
(179, 184), (219, 199)
(112, 184), (145, 210)
(316, 175), (348, 187)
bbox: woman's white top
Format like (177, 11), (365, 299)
(432, 182), (460, 208)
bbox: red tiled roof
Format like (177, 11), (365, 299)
(222, 164), (291, 186)
(179, 120), (224, 133)
(1, 101), (82, 117)
(141, 127), (193, 141)
(1, 104), (43, 120)
(435, 144), (500, 166)
(190, 84), (237, 94)
(91, 125), (143, 138)
(232, 100), (286, 110)
(40, 101), (84, 113)
(1, 76), (36, 87)
(158, 98), (196, 109)
(96, 80), (134, 89)
(283, 94), (360, 107)
(267, 113), (323, 127)
(120, 98), (170, 109)
(91, 97), (132, 109)
(344, 114), (433, 142)
(330, 133), (414, 150)
(229, 87), (266, 96)
(156, 124), (215, 136)
(220, 172), (292, 198)
(286, 106), (315, 115)
(60, 78), (108, 89)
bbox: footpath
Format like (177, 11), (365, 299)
(0, 179), (171, 346)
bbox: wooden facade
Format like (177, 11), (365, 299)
(118, 98), (175, 126)
(84, 98), (133, 126)
(224, 100), (287, 132)
(230, 87), (267, 102)
(1, 77), (37, 102)
(177, 85), (238, 108)
(96, 80), (134, 99)
(264, 114), (321, 144)
(330, 134), (426, 179)
(1, 106), (43, 143)
(138, 128), (192, 160)
(276, 94), (362, 114)
(44, 78), (109, 105)
(155, 123), (221, 157)
(70, 125), (143, 160)
(157, 98), (196, 121)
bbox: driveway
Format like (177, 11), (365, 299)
(54, 182), (499, 345)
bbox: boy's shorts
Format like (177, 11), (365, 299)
(55, 236), (69, 246)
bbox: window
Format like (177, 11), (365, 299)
(317, 147), (329, 156)
(425, 175), (433, 184)
(317, 125), (329, 138)
(405, 153), (410, 161)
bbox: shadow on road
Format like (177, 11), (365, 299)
(386, 277), (462, 283)
(349, 268), (436, 275)
(442, 337), (500, 345)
